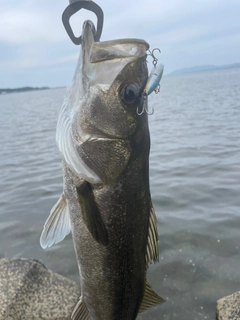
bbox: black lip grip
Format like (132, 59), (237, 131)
(62, 1), (104, 45)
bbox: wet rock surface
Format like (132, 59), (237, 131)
(216, 291), (240, 320)
(0, 258), (80, 320)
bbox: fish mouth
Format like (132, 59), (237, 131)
(82, 19), (149, 61)
(81, 20), (96, 51)
(90, 38), (149, 63)
(81, 20), (149, 87)
(83, 19), (96, 35)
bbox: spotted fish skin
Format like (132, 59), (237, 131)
(40, 20), (164, 320)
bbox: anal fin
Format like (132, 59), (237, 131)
(40, 193), (71, 249)
(139, 282), (165, 313)
(72, 296), (89, 320)
(77, 182), (108, 246)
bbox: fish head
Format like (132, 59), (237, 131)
(75, 20), (150, 139)
(57, 21), (150, 183)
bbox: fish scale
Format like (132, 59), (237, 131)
(40, 20), (164, 320)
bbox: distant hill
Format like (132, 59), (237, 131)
(0, 86), (50, 95)
(170, 63), (240, 75)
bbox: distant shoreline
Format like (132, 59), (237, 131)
(169, 63), (240, 76)
(1, 63), (239, 94)
(0, 86), (65, 95)
(0, 86), (51, 95)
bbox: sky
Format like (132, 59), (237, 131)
(0, 0), (240, 88)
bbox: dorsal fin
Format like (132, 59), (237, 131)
(145, 205), (159, 266)
(71, 296), (89, 320)
(40, 193), (71, 249)
(139, 281), (165, 313)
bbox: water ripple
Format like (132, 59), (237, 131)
(1, 69), (240, 319)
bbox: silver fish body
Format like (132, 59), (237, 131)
(40, 20), (164, 320)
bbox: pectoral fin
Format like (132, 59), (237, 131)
(139, 282), (165, 313)
(71, 296), (89, 320)
(145, 205), (159, 265)
(40, 194), (71, 249)
(77, 182), (108, 246)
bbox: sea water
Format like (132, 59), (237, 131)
(0, 68), (240, 320)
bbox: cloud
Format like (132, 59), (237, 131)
(0, 7), (64, 44)
(0, 0), (240, 87)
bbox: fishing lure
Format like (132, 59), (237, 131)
(144, 63), (164, 96)
(137, 49), (164, 115)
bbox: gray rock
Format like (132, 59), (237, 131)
(216, 291), (240, 320)
(0, 258), (80, 320)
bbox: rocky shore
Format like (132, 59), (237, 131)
(0, 258), (239, 320)
(0, 258), (80, 320)
(216, 292), (240, 320)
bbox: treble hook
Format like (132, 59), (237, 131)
(147, 48), (161, 66)
(137, 92), (154, 115)
(145, 102), (154, 115)
(139, 47), (163, 115)
(62, 0), (104, 45)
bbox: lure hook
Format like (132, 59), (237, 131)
(137, 105), (144, 116)
(147, 48), (161, 66)
(62, 0), (104, 45)
(137, 92), (146, 115)
(137, 92), (154, 115)
(145, 102), (154, 115)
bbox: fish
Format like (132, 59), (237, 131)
(40, 20), (164, 320)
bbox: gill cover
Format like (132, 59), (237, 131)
(56, 20), (149, 183)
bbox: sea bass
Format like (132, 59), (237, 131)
(40, 20), (164, 320)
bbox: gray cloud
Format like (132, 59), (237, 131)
(0, 0), (240, 87)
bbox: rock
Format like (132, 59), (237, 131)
(0, 258), (80, 320)
(216, 291), (240, 320)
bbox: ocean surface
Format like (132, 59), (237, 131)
(1, 68), (240, 319)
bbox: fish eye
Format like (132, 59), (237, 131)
(120, 83), (141, 106)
